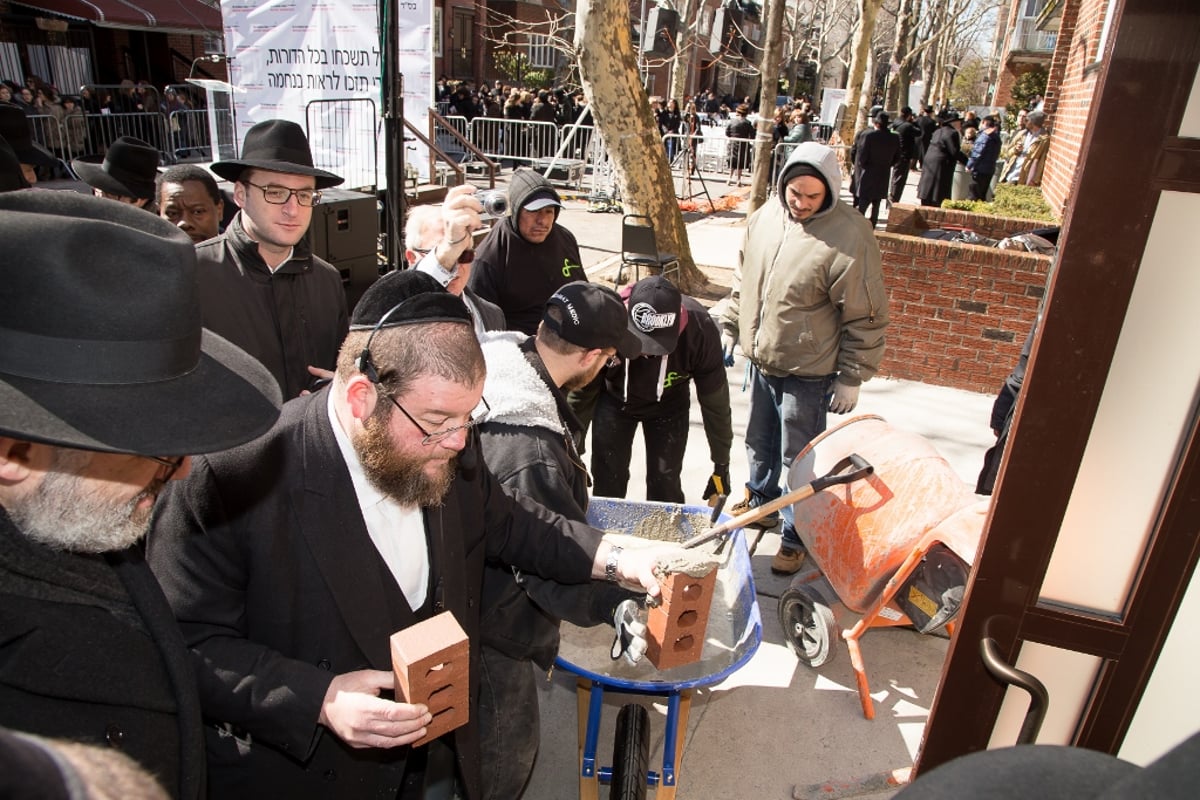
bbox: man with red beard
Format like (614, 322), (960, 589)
(147, 270), (677, 800)
(0, 192), (282, 799)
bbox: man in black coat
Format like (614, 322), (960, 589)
(917, 112), (969, 207)
(147, 270), (676, 800)
(854, 112), (902, 227)
(890, 107), (920, 202)
(0, 192), (282, 800)
(914, 105), (938, 169)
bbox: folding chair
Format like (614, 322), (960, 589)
(617, 214), (680, 287)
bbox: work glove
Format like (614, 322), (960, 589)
(610, 599), (648, 666)
(720, 331), (736, 367)
(828, 379), (860, 414)
(702, 463), (731, 501)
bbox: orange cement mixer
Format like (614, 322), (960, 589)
(778, 414), (989, 719)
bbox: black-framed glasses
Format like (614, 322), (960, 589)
(244, 181), (322, 207)
(145, 455), (186, 481)
(386, 394), (491, 445)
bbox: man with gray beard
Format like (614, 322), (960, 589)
(0, 192), (283, 799)
(147, 270), (680, 800)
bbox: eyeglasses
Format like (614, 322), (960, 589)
(145, 455), (186, 481)
(386, 394), (491, 445)
(409, 246), (475, 265)
(244, 181), (322, 207)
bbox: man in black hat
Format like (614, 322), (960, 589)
(147, 270), (679, 800)
(467, 168), (587, 335)
(72, 135), (160, 210)
(853, 112), (901, 227)
(474, 281), (649, 799)
(917, 111), (968, 207)
(713, 142), (888, 575)
(202, 119), (349, 398)
(0, 102), (57, 184)
(0, 192), (282, 800)
(587, 275), (733, 505)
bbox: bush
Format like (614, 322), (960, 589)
(942, 184), (1057, 222)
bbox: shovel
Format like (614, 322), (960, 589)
(679, 453), (874, 551)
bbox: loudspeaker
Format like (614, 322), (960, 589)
(709, 8), (742, 55)
(642, 8), (679, 56)
(306, 188), (381, 311)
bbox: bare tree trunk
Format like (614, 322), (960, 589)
(837, 0), (884, 150)
(668, 0), (698, 102)
(748, 0), (787, 213)
(575, 0), (703, 292)
(886, 0), (915, 109)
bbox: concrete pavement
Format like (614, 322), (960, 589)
(508, 164), (998, 799)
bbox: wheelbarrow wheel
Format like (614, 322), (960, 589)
(778, 586), (838, 668)
(610, 703), (650, 800)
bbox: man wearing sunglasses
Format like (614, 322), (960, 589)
(199, 119), (350, 399)
(0, 193), (282, 799)
(148, 270), (680, 800)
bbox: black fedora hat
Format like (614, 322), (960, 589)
(211, 119), (343, 189)
(72, 136), (160, 199)
(0, 192), (282, 456)
(0, 102), (57, 169)
(938, 110), (963, 125)
(0, 134), (31, 191)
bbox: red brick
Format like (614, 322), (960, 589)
(391, 611), (470, 746)
(646, 567), (718, 670)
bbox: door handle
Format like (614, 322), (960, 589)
(980, 637), (1049, 745)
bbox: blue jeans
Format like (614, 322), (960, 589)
(744, 367), (835, 547)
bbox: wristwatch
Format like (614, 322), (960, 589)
(605, 545), (624, 583)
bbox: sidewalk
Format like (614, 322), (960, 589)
(516, 164), (996, 799)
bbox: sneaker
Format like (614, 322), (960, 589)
(771, 546), (806, 575)
(729, 497), (779, 530)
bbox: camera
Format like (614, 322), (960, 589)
(477, 190), (509, 219)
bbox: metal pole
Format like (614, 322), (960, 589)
(640, 0), (649, 86)
(381, 0), (405, 272)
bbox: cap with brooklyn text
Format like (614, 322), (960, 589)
(543, 281), (652, 358)
(627, 275), (682, 356)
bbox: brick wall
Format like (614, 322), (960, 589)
(1039, 0), (1107, 217)
(877, 205), (1052, 394)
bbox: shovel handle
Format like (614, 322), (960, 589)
(680, 453), (874, 549)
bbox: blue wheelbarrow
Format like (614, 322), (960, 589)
(555, 498), (762, 800)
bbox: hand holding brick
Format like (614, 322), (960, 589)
(390, 611), (470, 748)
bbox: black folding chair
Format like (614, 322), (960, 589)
(617, 214), (680, 287)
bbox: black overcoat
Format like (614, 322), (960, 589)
(147, 391), (601, 799)
(853, 128), (901, 203)
(917, 125), (968, 206)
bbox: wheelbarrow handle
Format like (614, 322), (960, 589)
(680, 453), (875, 550)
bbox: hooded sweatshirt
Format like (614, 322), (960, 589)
(712, 142), (889, 384)
(467, 170), (586, 335)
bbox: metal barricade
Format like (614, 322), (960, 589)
(432, 114), (470, 163)
(559, 122), (595, 163)
(469, 117), (559, 165)
(169, 108), (236, 164)
(306, 98), (378, 191)
(80, 111), (173, 163)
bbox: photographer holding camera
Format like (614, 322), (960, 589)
(410, 184), (507, 335)
(467, 169), (587, 336)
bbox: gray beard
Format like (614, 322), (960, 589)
(6, 451), (157, 554)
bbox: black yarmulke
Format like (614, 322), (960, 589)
(350, 269), (472, 330)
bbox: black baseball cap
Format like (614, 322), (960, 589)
(543, 281), (651, 358)
(627, 276), (682, 356)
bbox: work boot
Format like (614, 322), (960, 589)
(771, 546), (806, 575)
(729, 494), (779, 530)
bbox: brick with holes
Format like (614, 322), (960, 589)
(390, 611), (470, 746)
(645, 565), (719, 670)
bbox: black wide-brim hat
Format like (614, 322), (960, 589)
(211, 119), (343, 189)
(0, 102), (57, 168)
(71, 136), (160, 199)
(0, 192), (282, 456)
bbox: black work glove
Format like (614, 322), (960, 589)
(702, 463), (731, 501)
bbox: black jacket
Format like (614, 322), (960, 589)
(854, 127), (901, 202)
(195, 212), (348, 400)
(917, 125), (968, 205)
(0, 512), (205, 799)
(147, 391), (602, 800)
(467, 170), (586, 335)
(476, 335), (628, 668)
(892, 119), (920, 161)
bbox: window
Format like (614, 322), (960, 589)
(529, 34), (555, 69)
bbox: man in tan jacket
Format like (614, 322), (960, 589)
(714, 142), (889, 574)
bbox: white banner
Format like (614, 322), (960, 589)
(220, 0), (434, 188)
